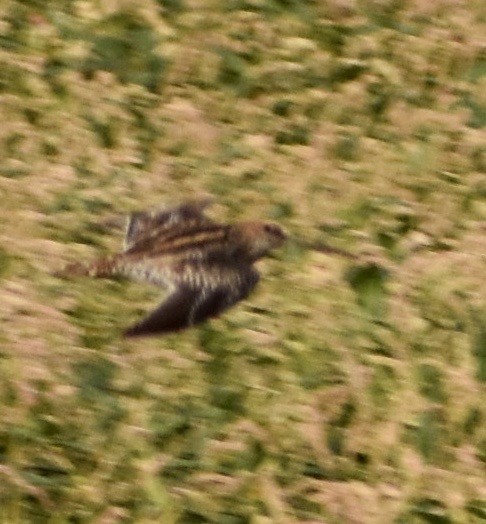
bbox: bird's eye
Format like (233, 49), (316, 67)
(264, 223), (283, 237)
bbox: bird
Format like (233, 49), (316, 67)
(56, 198), (287, 338)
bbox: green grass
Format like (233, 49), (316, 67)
(0, 0), (485, 522)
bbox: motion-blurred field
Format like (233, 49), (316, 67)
(0, 1), (485, 522)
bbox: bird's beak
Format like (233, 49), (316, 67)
(291, 238), (357, 260)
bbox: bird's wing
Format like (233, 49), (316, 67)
(123, 264), (259, 338)
(124, 197), (214, 251)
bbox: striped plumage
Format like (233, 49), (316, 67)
(57, 198), (286, 337)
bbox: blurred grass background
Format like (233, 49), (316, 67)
(0, 0), (485, 522)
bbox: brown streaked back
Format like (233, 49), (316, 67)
(124, 197), (214, 251)
(125, 221), (232, 259)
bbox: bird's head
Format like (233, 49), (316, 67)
(233, 221), (287, 261)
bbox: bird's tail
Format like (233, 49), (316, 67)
(54, 256), (122, 279)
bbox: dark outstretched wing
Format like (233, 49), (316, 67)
(123, 265), (259, 338)
(124, 197), (214, 251)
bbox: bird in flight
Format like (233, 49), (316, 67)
(57, 198), (287, 338)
